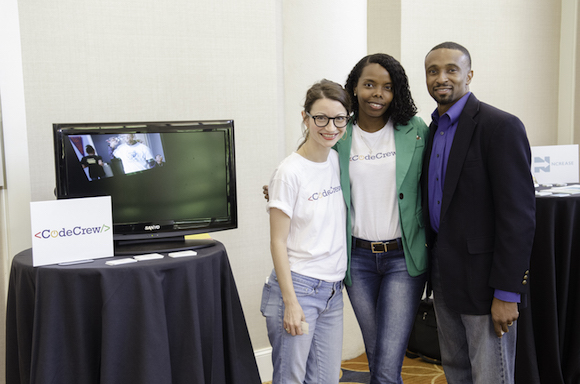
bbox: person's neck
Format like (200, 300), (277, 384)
(296, 140), (330, 163)
(437, 102), (454, 116)
(357, 113), (387, 133)
(437, 92), (469, 116)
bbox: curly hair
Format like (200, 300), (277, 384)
(345, 53), (417, 126)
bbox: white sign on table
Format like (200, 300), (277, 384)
(30, 196), (114, 266)
(531, 144), (579, 184)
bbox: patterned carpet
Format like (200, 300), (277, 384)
(263, 353), (447, 384)
(339, 353), (446, 384)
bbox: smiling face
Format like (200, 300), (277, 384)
(302, 97), (347, 151)
(425, 48), (473, 114)
(354, 63), (394, 131)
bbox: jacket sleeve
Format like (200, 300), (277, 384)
(484, 110), (536, 294)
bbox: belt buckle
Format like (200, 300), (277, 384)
(371, 242), (386, 253)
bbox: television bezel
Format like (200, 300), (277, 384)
(53, 119), (237, 254)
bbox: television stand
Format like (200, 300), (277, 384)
(114, 237), (216, 256)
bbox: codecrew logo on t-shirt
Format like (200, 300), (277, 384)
(308, 185), (342, 201)
(350, 151), (396, 162)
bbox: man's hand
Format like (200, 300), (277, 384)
(491, 297), (519, 338)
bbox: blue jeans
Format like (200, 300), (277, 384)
(260, 270), (344, 384)
(346, 239), (426, 384)
(431, 245), (517, 384)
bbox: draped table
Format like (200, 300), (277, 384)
(6, 242), (261, 384)
(516, 189), (580, 384)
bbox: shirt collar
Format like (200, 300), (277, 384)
(431, 92), (471, 125)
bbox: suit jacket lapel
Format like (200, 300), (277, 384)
(335, 122), (353, 210)
(424, 121), (436, 173)
(440, 94), (479, 219)
(394, 123), (414, 191)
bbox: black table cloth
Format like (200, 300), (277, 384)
(6, 242), (261, 384)
(516, 192), (580, 384)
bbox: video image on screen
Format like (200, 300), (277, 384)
(60, 129), (232, 227)
(69, 132), (166, 180)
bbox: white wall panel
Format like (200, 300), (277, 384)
(401, 0), (561, 146)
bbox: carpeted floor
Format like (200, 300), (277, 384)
(339, 353), (447, 383)
(263, 353), (447, 384)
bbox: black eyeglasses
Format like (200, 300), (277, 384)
(306, 112), (349, 128)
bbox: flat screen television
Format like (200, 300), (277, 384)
(53, 120), (237, 255)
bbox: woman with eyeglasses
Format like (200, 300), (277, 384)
(260, 79), (351, 383)
(335, 54), (429, 384)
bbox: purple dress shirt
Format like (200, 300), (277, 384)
(428, 92), (470, 233)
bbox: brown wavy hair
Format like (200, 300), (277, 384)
(298, 79), (351, 149)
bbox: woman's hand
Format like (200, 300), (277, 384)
(269, 208), (303, 335)
(283, 300), (305, 336)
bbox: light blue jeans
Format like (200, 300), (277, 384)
(346, 239), (426, 384)
(260, 270), (344, 384)
(431, 245), (517, 384)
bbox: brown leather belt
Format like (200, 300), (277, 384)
(354, 238), (400, 253)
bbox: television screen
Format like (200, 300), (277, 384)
(53, 120), (237, 255)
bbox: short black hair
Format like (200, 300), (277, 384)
(428, 42), (471, 69)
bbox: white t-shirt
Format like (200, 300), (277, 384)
(350, 121), (401, 241)
(113, 142), (154, 174)
(267, 151), (347, 282)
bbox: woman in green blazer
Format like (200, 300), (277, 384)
(334, 54), (428, 384)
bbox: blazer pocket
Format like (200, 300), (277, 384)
(415, 138), (425, 149)
(467, 236), (494, 254)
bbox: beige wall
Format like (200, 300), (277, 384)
(369, 0), (578, 170)
(368, 0), (401, 59)
(401, 0), (563, 147)
(370, 0), (573, 147)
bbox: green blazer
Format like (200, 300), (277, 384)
(334, 116), (429, 285)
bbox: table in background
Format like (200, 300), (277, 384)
(6, 242), (261, 384)
(516, 192), (580, 384)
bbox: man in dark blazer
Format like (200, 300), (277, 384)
(422, 42), (536, 384)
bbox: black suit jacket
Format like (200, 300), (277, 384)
(422, 93), (536, 315)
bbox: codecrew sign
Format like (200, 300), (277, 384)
(30, 196), (114, 266)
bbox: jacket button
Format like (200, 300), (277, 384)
(399, 193), (404, 199)
(522, 280), (528, 285)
